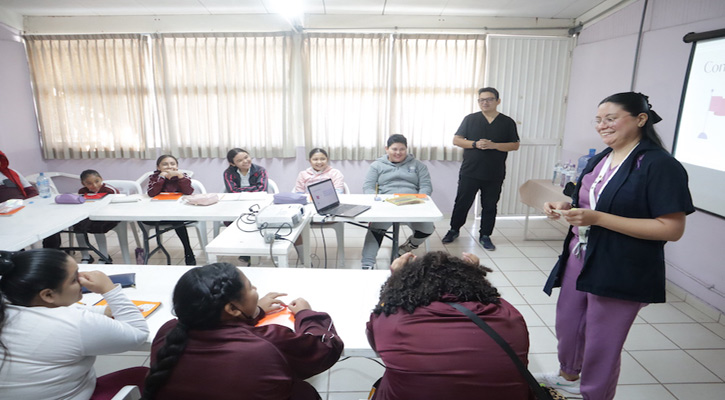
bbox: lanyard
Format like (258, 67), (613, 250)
(588, 143), (639, 210)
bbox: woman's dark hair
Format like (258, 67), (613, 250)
(478, 87), (500, 99)
(80, 169), (101, 182)
(373, 251), (500, 316)
(308, 148), (329, 159)
(599, 92), (665, 149)
(226, 148), (249, 164)
(0, 249), (72, 366)
(142, 263), (245, 400)
(155, 154), (178, 168)
(386, 134), (407, 148)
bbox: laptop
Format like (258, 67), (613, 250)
(308, 179), (371, 217)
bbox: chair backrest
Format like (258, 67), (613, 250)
(190, 179), (207, 194)
(26, 172), (80, 195)
(343, 182), (350, 194)
(267, 178), (279, 194)
(136, 170), (196, 191)
(104, 180), (143, 195)
(110, 385), (141, 400)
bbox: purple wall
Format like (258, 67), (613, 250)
(563, 0), (725, 312)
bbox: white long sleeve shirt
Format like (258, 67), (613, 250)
(0, 284), (149, 400)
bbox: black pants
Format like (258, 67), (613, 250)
(449, 175), (503, 237)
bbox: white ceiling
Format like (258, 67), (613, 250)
(0, 0), (635, 34)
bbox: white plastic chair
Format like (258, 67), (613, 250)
(102, 180), (144, 264)
(138, 179), (208, 264)
(110, 385), (141, 400)
(26, 171), (80, 195)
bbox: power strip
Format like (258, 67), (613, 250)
(263, 232), (276, 243)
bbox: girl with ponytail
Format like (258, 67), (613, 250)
(143, 263), (343, 400)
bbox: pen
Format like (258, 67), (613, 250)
(374, 184), (381, 201)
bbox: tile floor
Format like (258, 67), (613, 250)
(81, 215), (725, 400)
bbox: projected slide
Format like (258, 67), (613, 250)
(675, 39), (725, 172)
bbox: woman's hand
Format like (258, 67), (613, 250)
(390, 252), (415, 272)
(544, 201), (572, 219)
(461, 252), (480, 266)
(258, 292), (287, 314)
(561, 208), (601, 227)
(79, 271), (116, 295)
(287, 298), (311, 315)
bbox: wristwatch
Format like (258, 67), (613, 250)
(472, 140), (478, 149)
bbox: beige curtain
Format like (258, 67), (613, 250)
(25, 34), (154, 159)
(302, 33), (392, 160)
(152, 33), (295, 159)
(390, 34), (486, 161)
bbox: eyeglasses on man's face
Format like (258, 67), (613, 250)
(478, 97), (497, 104)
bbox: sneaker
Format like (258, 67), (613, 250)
(398, 238), (419, 256)
(441, 230), (459, 244)
(479, 235), (496, 251)
(80, 255), (95, 264)
(533, 372), (581, 396)
(361, 263), (375, 270)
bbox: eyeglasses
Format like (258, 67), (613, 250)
(591, 115), (628, 127)
(477, 97), (497, 104)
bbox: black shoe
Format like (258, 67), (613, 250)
(441, 230), (459, 244)
(185, 254), (196, 265)
(238, 256), (251, 266)
(479, 235), (496, 251)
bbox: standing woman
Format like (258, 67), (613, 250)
(223, 148), (268, 193)
(294, 148), (345, 194)
(537, 92), (694, 400)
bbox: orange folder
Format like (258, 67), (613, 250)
(256, 307), (295, 329)
(0, 205), (24, 216)
(393, 193), (427, 198)
(151, 192), (183, 201)
(95, 299), (162, 318)
(83, 192), (108, 200)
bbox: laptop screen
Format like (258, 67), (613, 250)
(308, 179), (339, 211)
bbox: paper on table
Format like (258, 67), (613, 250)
(256, 307), (295, 330)
(151, 192), (183, 201)
(219, 192), (270, 201)
(95, 299), (162, 318)
(0, 199), (24, 216)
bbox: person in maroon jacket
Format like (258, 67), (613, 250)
(143, 263), (343, 400)
(145, 154), (196, 265)
(73, 169), (120, 263)
(367, 251), (534, 400)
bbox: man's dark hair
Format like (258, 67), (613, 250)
(386, 134), (407, 148)
(478, 87), (499, 99)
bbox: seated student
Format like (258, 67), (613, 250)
(143, 263), (343, 400)
(367, 251), (534, 400)
(0, 150), (60, 248)
(0, 249), (149, 400)
(223, 148), (268, 193)
(294, 148), (345, 194)
(146, 154), (196, 265)
(361, 134), (434, 269)
(73, 169), (120, 264)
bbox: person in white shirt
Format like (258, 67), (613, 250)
(0, 249), (149, 400)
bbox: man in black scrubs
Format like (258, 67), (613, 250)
(442, 87), (520, 250)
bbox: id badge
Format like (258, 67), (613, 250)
(578, 225), (590, 244)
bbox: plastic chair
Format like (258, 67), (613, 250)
(26, 171), (80, 195)
(110, 385), (141, 400)
(102, 180), (144, 264)
(137, 179), (208, 264)
(267, 178), (279, 194)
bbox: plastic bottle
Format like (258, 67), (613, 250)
(552, 160), (562, 185)
(560, 160), (572, 187)
(576, 148), (596, 181)
(37, 172), (51, 198)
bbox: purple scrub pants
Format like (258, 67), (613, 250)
(555, 238), (645, 400)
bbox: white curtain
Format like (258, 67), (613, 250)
(152, 33), (295, 159)
(302, 33), (392, 160)
(25, 35), (155, 159)
(391, 34), (486, 161)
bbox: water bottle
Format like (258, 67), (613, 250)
(560, 160), (572, 187)
(576, 148), (596, 181)
(552, 160), (562, 185)
(37, 172), (51, 198)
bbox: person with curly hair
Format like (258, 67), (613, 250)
(143, 263), (344, 400)
(367, 251), (534, 400)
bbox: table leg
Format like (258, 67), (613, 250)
(389, 222), (400, 263)
(301, 220), (311, 267)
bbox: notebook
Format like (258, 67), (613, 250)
(307, 179), (370, 217)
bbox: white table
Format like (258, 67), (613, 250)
(0, 196), (112, 251)
(311, 194), (444, 262)
(518, 179), (571, 240)
(205, 204), (314, 267)
(79, 264), (390, 357)
(89, 193), (274, 264)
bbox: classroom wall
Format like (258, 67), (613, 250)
(561, 0), (725, 313)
